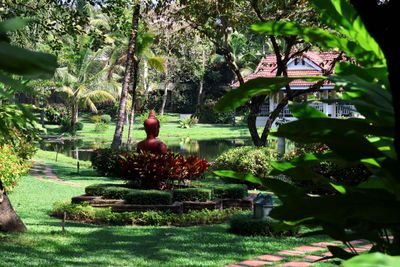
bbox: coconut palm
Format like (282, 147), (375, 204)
(106, 28), (165, 146)
(56, 42), (116, 132)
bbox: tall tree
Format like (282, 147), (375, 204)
(56, 39), (116, 132)
(111, 2), (141, 150)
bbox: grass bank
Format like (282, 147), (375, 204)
(0, 151), (335, 266)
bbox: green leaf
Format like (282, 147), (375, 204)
(275, 118), (388, 161)
(215, 77), (324, 112)
(213, 170), (263, 185)
(330, 183), (346, 194)
(0, 42), (57, 78)
(0, 17), (28, 33)
(311, 0), (385, 65)
(289, 102), (327, 119)
(341, 253), (400, 267)
(252, 21), (383, 67)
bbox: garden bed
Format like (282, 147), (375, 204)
(71, 194), (252, 213)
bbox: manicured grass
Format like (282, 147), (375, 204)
(44, 113), (254, 144)
(3, 175), (336, 267)
(0, 150), (338, 266)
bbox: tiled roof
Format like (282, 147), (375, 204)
(233, 51), (341, 88)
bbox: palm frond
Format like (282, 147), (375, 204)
(55, 68), (78, 85)
(85, 90), (116, 104)
(147, 56), (166, 73)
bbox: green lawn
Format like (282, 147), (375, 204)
(0, 150), (337, 266)
(44, 113), (253, 145)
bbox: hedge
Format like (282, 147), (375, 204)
(172, 188), (212, 202)
(85, 184), (126, 196)
(123, 190), (173, 205)
(229, 214), (299, 236)
(51, 201), (246, 226)
(213, 184), (248, 199)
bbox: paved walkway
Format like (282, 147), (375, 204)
(30, 161), (79, 187)
(226, 240), (372, 267)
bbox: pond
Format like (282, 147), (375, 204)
(39, 137), (294, 162)
(39, 138), (255, 161)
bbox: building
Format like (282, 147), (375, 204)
(234, 51), (357, 127)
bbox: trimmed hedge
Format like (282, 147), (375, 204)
(102, 187), (134, 199)
(172, 188), (212, 202)
(229, 214), (299, 236)
(213, 184), (248, 199)
(85, 184), (125, 196)
(124, 190), (173, 205)
(51, 201), (246, 226)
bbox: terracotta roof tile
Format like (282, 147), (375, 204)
(232, 51), (342, 88)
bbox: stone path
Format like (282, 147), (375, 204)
(30, 161), (79, 186)
(226, 240), (372, 267)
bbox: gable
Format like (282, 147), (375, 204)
(287, 58), (322, 70)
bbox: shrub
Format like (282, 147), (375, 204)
(102, 186), (134, 199)
(123, 190), (172, 205)
(90, 115), (102, 123)
(94, 122), (108, 133)
(0, 145), (31, 192)
(179, 116), (198, 128)
(172, 188), (212, 202)
(45, 104), (69, 124)
(229, 214), (299, 236)
(85, 183), (125, 196)
(213, 146), (274, 180)
(284, 143), (371, 193)
(119, 151), (209, 190)
(100, 114), (112, 123)
(51, 201), (245, 226)
(91, 148), (126, 176)
(198, 99), (232, 124)
(213, 184), (248, 199)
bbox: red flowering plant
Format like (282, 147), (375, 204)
(118, 151), (209, 190)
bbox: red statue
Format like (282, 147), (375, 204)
(137, 110), (167, 154)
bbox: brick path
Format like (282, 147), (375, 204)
(226, 240), (372, 267)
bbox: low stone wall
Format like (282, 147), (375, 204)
(71, 194), (253, 214)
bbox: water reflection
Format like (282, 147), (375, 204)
(40, 137), (295, 162)
(39, 138), (254, 161)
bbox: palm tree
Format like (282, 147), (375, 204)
(56, 44), (116, 132)
(106, 29), (165, 146)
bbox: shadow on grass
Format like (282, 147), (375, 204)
(2, 222), (301, 267)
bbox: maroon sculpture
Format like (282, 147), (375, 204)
(137, 110), (167, 154)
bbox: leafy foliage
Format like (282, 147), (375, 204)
(45, 104), (70, 124)
(216, 0), (400, 261)
(91, 149), (209, 190)
(52, 201), (245, 226)
(123, 190), (172, 205)
(229, 214), (299, 237)
(119, 151), (209, 190)
(172, 188), (212, 202)
(213, 146), (274, 180)
(213, 184), (248, 200)
(0, 145), (31, 192)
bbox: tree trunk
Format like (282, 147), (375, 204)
(127, 59), (140, 147)
(159, 60), (169, 116)
(143, 58), (149, 105)
(71, 103), (78, 133)
(195, 50), (206, 117)
(0, 190), (27, 233)
(40, 102), (45, 128)
(111, 3), (141, 150)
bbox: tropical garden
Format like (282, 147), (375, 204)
(0, 0), (399, 266)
